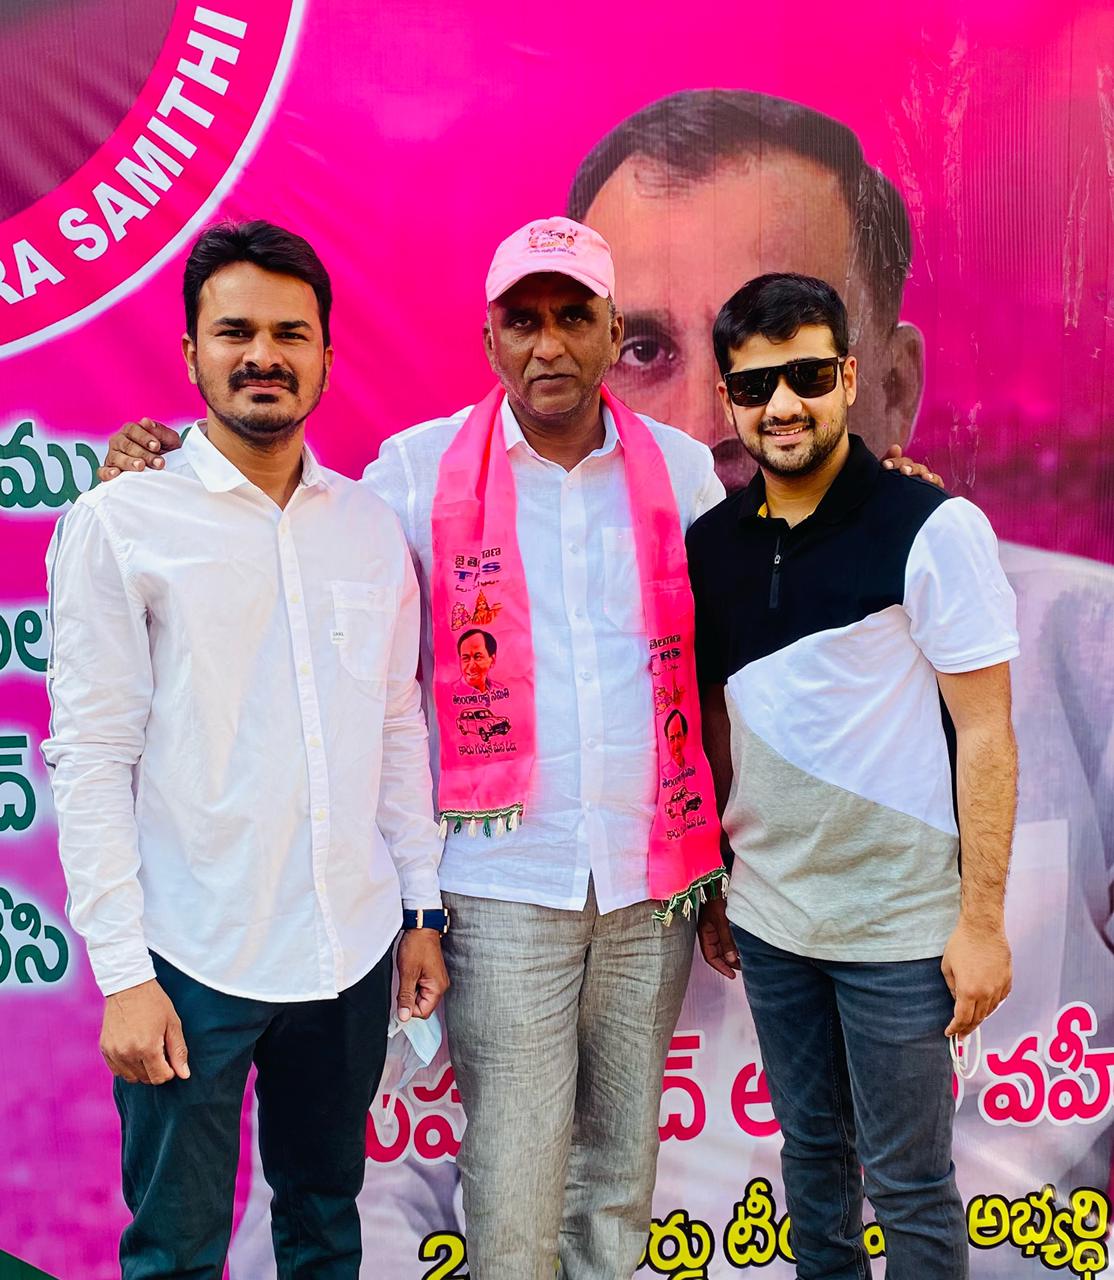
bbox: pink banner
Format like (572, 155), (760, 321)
(2, 1), (1113, 1276)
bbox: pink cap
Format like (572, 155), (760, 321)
(485, 217), (615, 302)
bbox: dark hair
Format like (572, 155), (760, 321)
(664, 709), (688, 735)
(567, 90), (911, 328)
(183, 219), (333, 344)
(458, 628), (497, 657)
(713, 274), (849, 375)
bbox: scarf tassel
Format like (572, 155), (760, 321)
(653, 867), (729, 926)
(437, 805), (525, 839)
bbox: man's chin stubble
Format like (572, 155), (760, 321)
(754, 428), (846, 478)
(210, 406), (308, 449)
(518, 388), (601, 431)
(197, 366), (323, 451)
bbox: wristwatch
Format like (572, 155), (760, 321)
(402, 907), (451, 935)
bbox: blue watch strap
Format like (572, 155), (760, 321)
(402, 907), (450, 934)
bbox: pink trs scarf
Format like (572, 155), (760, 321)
(430, 384), (727, 923)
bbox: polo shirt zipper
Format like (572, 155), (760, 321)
(770, 535), (783, 609)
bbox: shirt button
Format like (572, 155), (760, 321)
(299, 662), (310, 676)
(314, 809), (326, 822)
(573, 607), (586, 619)
(584, 800), (593, 811)
(309, 735), (321, 748)
(289, 592), (301, 605)
(579, 671), (592, 682)
(568, 542), (580, 554)
(586, 737), (598, 749)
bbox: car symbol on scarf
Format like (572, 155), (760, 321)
(456, 708), (512, 741)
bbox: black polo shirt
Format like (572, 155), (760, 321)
(686, 435), (1019, 961)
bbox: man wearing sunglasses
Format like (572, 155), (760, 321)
(687, 272), (1019, 1279)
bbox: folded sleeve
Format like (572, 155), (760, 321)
(903, 498), (1020, 673)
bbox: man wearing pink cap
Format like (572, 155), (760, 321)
(361, 215), (729, 1278)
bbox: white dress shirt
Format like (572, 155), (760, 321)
(43, 426), (442, 1001)
(364, 398), (723, 914)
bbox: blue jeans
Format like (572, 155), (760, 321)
(115, 950), (392, 1280)
(730, 926), (968, 1280)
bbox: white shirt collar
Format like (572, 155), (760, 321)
(299, 444), (330, 489)
(184, 422), (330, 493)
(498, 394), (619, 460)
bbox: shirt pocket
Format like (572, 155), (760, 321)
(330, 581), (395, 685)
(601, 526), (646, 634)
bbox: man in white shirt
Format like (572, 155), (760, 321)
(364, 219), (726, 1280)
(43, 220), (448, 1280)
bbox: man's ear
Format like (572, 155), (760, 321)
(884, 322), (925, 448)
(182, 334), (198, 385)
(608, 305), (623, 367)
(482, 322), (496, 373)
(842, 355), (858, 408)
(716, 381), (740, 433)
(322, 346), (334, 393)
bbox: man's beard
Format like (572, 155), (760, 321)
(500, 355), (610, 431)
(197, 364), (324, 448)
(740, 402), (848, 477)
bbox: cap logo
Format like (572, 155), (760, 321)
(526, 224), (578, 256)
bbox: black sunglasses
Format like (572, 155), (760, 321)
(724, 357), (846, 407)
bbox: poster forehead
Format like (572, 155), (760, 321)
(589, 153), (855, 307)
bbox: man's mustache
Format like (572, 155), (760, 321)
(229, 368), (299, 393)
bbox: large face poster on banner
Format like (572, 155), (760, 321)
(2, 1), (1113, 1277)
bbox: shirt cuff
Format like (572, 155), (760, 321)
(88, 939), (157, 997)
(396, 847), (443, 911)
(931, 640), (1021, 674)
(401, 893), (444, 911)
(400, 871), (443, 912)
